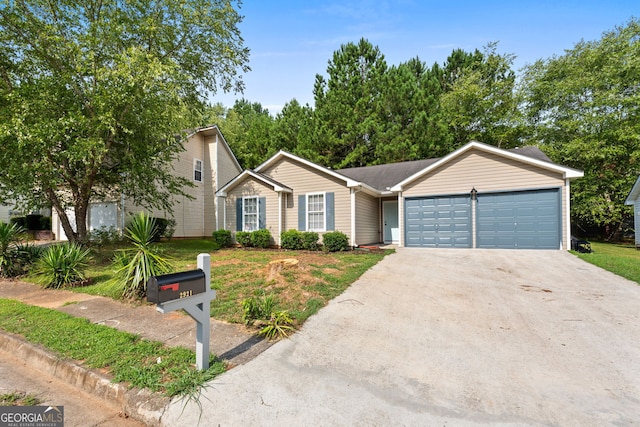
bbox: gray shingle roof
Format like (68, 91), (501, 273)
(337, 146), (554, 191)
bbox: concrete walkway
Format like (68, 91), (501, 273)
(161, 249), (640, 426)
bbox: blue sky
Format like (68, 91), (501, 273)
(213, 1), (639, 115)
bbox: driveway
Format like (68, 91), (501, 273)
(162, 249), (640, 426)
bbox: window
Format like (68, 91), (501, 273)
(307, 193), (325, 231)
(194, 159), (203, 182)
(243, 196), (258, 231)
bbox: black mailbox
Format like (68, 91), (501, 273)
(147, 269), (207, 303)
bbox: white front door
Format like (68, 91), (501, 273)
(383, 201), (399, 243)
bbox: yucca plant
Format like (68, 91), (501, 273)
(0, 221), (25, 277)
(113, 212), (173, 299)
(35, 243), (90, 288)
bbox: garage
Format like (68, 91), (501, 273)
(476, 188), (561, 249)
(405, 196), (471, 248)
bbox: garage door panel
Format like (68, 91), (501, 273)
(477, 189), (560, 249)
(405, 196), (471, 248)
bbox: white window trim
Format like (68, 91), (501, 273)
(306, 192), (326, 232)
(242, 196), (259, 232)
(194, 158), (203, 183)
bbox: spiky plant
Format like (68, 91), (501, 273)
(35, 243), (90, 288)
(113, 212), (173, 299)
(0, 221), (25, 277)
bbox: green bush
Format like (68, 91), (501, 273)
(35, 243), (90, 288)
(323, 231), (350, 252)
(40, 216), (51, 231)
(258, 311), (295, 340)
(0, 221), (25, 277)
(89, 226), (123, 246)
(242, 292), (276, 325)
(235, 231), (252, 247)
(12, 242), (44, 276)
(301, 232), (319, 250)
(151, 217), (176, 241)
(251, 229), (272, 248)
(25, 214), (43, 230)
(211, 229), (232, 247)
(280, 229), (303, 250)
(10, 217), (26, 230)
(113, 212), (173, 299)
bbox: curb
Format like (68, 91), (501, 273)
(0, 331), (170, 426)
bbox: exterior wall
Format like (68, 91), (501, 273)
(215, 133), (243, 233)
(635, 202), (640, 246)
(355, 191), (380, 245)
(0, 204), (12, 223)
(400, 149), (568, 249)
(262, 158), (353, 244)
(224, 177), (279, 243)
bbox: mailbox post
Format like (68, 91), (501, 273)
(149, 253), (215, 370)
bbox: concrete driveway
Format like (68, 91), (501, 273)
(162, 249), (640, 426)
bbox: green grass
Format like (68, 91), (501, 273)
(573, 241), (640, 284)
(0, 392), (41, 406)
(0, 299), (225, 397)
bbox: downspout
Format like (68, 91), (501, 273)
(564, 179), (570, 250)
(398, 191), (403, 247)
(350, 185), (363, 247)
(278, 192), (283, 247)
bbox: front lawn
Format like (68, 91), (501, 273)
(573, 241), (640, 284)
(74, 239), (391, 326)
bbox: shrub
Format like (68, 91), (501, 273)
(113, 212), (173, 299)
(40, 216), (52, 231)
(250, 229), (272, 248)
(242, 293), (276, 325)
(151, 218), (176, 241)
(301, 232), (319, 250)
(258, 311), (295, 340)
(10, 217), (26, 230)
(235, 231), (252, 247)
(323, 231), (350, 252)
(25, 214), (43, 230)
(12, 243), (44, 276)
(0, 221), (25, 277)
(280, 229), (303, 250)
(211, 230), (232, 247)
(89, 226), (123, 246)
(35, 243), (90, 288)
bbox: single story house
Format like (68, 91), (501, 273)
(217, 141), (583, 249)
(52, 125), (241, 240)
(625, 175), (640, 246)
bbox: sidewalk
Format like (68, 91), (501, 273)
(0, 279), (273, 425)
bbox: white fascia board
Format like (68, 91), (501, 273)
(390, 141), (584, 191)
(625, 175), (640, 205)
(215, 170), (292, 197)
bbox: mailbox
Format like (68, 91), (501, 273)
(147, 269), (207, 303)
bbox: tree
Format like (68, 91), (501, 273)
(0, 0), (249, 242)
(272, 99), (315, 157)
(439, 43), (522, 149)
(223, 99), (275, 169)
(313, 38), (387, 168)
(522, 19), (640, 237)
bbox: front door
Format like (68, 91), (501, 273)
(383, 201), (399, 243)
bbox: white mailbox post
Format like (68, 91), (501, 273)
(153, 253), (216, 370)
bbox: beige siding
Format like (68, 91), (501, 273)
(214, 133), (242, 233)
(224, 177), (279, 244)
(0, 204), (12, 223)
(355, 192), (380, 245)
(263, 158), (352, 243)
(403, 150), (564, 196)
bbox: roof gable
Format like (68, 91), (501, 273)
(625, 175), (640, 205)
(216, 170), (292, 196)
(188, 125), (242, 172)
(389, 141), (583, 191)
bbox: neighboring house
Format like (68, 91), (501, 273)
(624, 175), (640, 246)
(217, 141), (584, 250)
(52, 125), (242, 240)
(0, 202), (50, 225)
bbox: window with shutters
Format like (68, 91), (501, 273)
(307, 193), (325, 232)
(243, 196), (258, 231)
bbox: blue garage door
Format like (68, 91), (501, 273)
(476, 189), (560, 249)
(405, 196), (471, 247)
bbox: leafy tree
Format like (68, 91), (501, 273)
(223, 99), (275, 169)
(0, 0), (249, 242)
(313, 38), (387, 168)
(439, 43), (522, 149)
(522, 19), (640, 237)
(273, 99), (315, 157)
